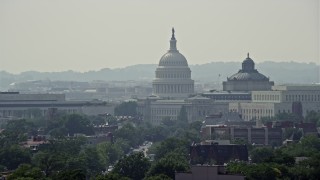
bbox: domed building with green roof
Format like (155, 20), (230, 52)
(223, 53), (274, 91)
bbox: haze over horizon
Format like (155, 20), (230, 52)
(1, 0), (319, 73)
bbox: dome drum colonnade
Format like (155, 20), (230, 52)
(152, 28), (194, 98)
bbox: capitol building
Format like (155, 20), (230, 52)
(137, 29), (320, 125)
(152, 28), (194, 99)
(137, 29), (219, 125)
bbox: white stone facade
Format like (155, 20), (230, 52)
(152, 28), (194, 99)
(0, 93), (114, 119)
(229, 85), (320, 121)
(137, 95), (227, 126)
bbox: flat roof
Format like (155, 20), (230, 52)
(272, 84), (320, 91)
(202, 91), (251, 95)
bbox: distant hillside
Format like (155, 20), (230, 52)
(191, 61), (319, 84)
(0, 61), (318, 90)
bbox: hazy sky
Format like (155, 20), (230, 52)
(0, 0), (319, 73)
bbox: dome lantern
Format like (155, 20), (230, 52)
(158, 28), (189, 67)
(170, 27), (177, 51)
(242, 52), (255, 72)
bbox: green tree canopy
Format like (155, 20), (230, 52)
(7, 164), (45, 180)
(1, 119), (35, 146)
(177, 105), (188, 123)
(154, 137), (188, 160)
(0, 145), (31, 170)
(112, 152), (151, 180)
(250, 147), (274, 163)
(63, 114), (94, 136)
(114, 123), (144, 147)
(147, 152), (189, 179)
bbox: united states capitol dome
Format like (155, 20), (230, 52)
(159, 51), (188, 66)
(152, 28), (194, 99)
(157, 28), (189, 67)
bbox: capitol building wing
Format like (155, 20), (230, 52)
(152, 28), (194, 99)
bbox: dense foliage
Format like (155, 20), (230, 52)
(1, 109), (320, 180)
(227, 135), (320, 180)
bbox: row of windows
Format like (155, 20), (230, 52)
(205, 95), (251, 100)
(153, 84), (193, 93)
(151, 116), (177, 123)
(237, 108), (320, 120)
(254, 94), (280, 101)
(242, 114), (273, 121)
(151, 108), (179, 115)
(0, 109), (78, 117)
(156, 73), (190, 79)
(278, 109), (320, 114)
(231, 108), (274, 121)
(285, 94), (320, 102)
(235, 108), (274, 115)
(151, 109), (209, 117)
(160, 60), (186, 66)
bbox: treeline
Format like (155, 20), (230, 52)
(0, 110), (202, 179)
(2, 109), (320, 179)
(227, 135), (320, 180)
(97, 120), (202, 180)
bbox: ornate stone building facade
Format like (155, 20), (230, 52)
(152, 28), (194, 99)
(229, 85), (320, 121)
(223, 53), (274, 91)
(137, 29), (219, 125)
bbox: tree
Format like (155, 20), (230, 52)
(106, 115), (118, 125)
(64, 114), (94, 136)
(250, 147), (274, 163)
(80, 146), (106, 178)
(32, 137), (86, 176)
(90, 115), (106, 126)
(284, 127), (300, 140)
(114, 101), (137, 117)
(275, 112), (300, 122)
(114, 123), (143, 147)
(51, 169), (86, 180)
(271, 149), (295, 167)
(147, 152), (189, 179)
(97, 142), (124, 165)
(1, 119), (35, 146)
(154, 137), (188, 160)
(95, 172), (130, 180)
(161, 117), (176, 126)
(112, 152), (151, 180)
(189, 121), (202, 131)
(305, 110), (320, 124)
(261, 116), (276, 124)
(177, 105), (188, 123)
(7, 164), (45, 180)
(300, 135), (320, 151)
(226, 162), (278, 180)
(0, 145), (31, 170)
(32, 151), (65, 177)
(145, 126), (168, 142)
(144, 174), (172, 180)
